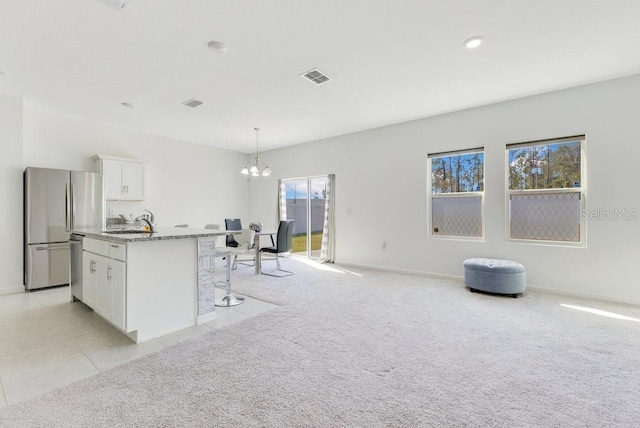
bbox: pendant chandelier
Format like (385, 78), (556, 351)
(241, 127), (271, 177)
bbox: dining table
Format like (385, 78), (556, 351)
(253, 229), (277, 274)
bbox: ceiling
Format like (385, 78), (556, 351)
(1, 1), (640, 154)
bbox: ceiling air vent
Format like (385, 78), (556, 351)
(301, 68), (331, 86)
(182, 98), (203, 108)
(99, 0), (129, 10)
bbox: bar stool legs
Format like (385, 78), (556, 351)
(215, 251), (244, 307)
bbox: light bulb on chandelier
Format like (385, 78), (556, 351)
(241, 127), (271, 177)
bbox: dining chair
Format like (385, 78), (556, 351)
(225, 218), (257, 269)
(214, 229), (255, 307)
(259, 220), (295, 277)
(225, 218), (241, 247)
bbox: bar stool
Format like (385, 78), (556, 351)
(215, 229), (255, 307)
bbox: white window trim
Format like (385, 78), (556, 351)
(427, 151), (485, 241)
(504, 137), (587, 248)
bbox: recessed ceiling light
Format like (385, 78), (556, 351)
(207, 40), (228, 54)
(121, 102), (135, 108)
(463, 36), (484, 49)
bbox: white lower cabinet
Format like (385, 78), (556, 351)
(82, 238), (127, 331)
(109, 259), (126, 330)
(80, 236), (199, 343)
(94, 255), (110, 319)
(82, 253), (97, 309)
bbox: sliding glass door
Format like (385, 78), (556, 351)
(284, 176), (329, 259)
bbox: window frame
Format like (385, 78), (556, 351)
(427, 147), (485, 241)
(504, 135), (587, 247)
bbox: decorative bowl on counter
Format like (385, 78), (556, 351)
(249, 222), (263, 232)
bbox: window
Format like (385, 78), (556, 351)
(428, 148), (484, 239)
(506, 135), (585, 244)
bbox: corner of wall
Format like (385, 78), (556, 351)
(0, 93), (25, 291)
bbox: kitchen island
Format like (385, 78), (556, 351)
(72, 227), (235, 343)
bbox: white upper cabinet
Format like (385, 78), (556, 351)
(93, 155), (146, 201)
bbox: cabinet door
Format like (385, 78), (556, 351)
(82, 253), (97, 309)
(103, 159), (124, 200)
(123, 162), (145, 201)
(94, 256), (110, 319)
(109, 259), (126, 330)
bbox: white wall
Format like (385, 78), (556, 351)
(0, 105), (250, 294)
(0, 94), (24, 294)
(249, 74), (640, 305)
(23, 110), (250, 229)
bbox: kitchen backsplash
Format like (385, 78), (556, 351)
(106, 200), (144, 219)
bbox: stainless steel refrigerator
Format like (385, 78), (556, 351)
(24, 167), (105, 291)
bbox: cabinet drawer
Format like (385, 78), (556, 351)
(109, 242), (127, 261)
(83, 238), (110, 257)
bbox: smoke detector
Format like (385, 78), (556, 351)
(182, 98), (203, 108)
(301, 68), (331, 86)
(99, 0), (129, 9)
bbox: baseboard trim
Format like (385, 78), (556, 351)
(337, 262), (639, 306)
(197, 312), (217, 325)
(526, 284), (640, 307)
(338, 262), (463, 282)
(0, 286), (25, 295)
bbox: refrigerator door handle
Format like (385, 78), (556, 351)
(36, 246), (68, 251)
(65, 183), (72, 232)
(70, 182), (76, 231)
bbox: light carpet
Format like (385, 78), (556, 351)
(1, 258), (640, 427)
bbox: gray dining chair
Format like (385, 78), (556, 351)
(259, 220), (295, 277)
(225, 218), (241, 247)
(225, 218), (257, 269)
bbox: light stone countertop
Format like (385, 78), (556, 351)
(73, 227), (237, 243)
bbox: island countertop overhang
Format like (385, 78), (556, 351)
(73, 227), (236, 243)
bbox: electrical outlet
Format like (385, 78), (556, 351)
(108, 207), (115, 216)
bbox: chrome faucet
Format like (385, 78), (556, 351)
(135, 209), (156, 232)
(144, 209), (155, 224)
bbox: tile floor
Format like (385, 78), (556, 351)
(0, 285), (278, 407)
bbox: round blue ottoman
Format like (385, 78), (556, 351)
(463, 258), (526, 298)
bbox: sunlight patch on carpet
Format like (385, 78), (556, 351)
(561, 304), (640, 322)
(293, 258), (363, 276)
